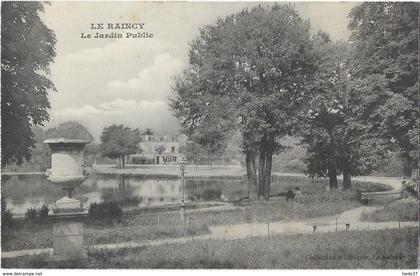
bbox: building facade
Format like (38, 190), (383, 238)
(129, 134), (181, 165)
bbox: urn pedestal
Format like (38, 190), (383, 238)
(44, 138), (90, 260)
(49, 210), (88, 260)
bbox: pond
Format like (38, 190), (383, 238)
(1, 174), (250, 215)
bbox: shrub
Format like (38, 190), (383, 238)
(120, 195), (142, 207)
(245, 212), (253, 223)
(1, 197), (13, 228)
(131, 156), (153, 164)
(89, 201), (122, 221)
(354, 181), (392, 192)
(25, 207), (38, 221)
(38, 204), (49, 221)
(400, 178), (418, 198)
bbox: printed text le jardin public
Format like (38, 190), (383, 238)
(81, 23), (155, 39)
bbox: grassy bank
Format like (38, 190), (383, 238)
(2, 228), (417, 269)
(1, 199), (354, 252)
(361, 199), (419, 222)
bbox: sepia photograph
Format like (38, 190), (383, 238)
(0, 0), (419, 271)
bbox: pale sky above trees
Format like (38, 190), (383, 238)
(40, 1), (359, 141)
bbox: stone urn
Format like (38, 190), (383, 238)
(44, 138), (90, 260)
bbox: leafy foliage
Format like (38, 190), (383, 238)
(1, 2), (56, 167)
(143, 128), (154, 135)
(348, 2), (419, 175)
(179, 141), (202, 163)
(88, 201), (122, 221)
(38, 204), (49, 221)
(2, 122), (94, 172)
(22, 204), (49, 222)
(99, 125), (141, 167)
(1, 197), (13, 229)
(24, 207), (38, 221)
(299, 36), (391, 189)
(154, 145), (166, 155)
(400, 178), (419, 199)
(171, 4), (317, 198)
(44, 121), (94, 141)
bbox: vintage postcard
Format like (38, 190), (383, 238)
(1, 0), (418, 272)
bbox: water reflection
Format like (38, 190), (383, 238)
(2, 174), (248, 214)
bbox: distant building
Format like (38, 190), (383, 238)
(129, 134), (182, 165)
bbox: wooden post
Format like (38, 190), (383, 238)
(335, 218), (338, 232)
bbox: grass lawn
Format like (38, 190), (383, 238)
(2, 228), (418, 269)
(1, 178), (391, 252)
(361, 199), (419, 222)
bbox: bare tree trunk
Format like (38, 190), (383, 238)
(328, 159), (338, 189)
(258, 149), (266, 199)
(402, 152), (418, 177)
(263, 134), (274, 200)
(121, 155), (125, 167)
(343, 169), (352, 190)
(246, 149), (258, 200)
(264, 149), (273, 200)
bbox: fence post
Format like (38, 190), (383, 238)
(267, 220), (270, 237)
(335, 218), (337, 232)
(191, 217), (194, 242)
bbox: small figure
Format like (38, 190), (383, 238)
(286, 188), (295, 202)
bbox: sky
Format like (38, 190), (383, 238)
(40, 1), (360, 141)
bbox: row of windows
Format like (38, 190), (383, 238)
(146, 136), (176, 142)
(161, 156), (177, 162)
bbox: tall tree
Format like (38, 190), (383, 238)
(300, 36), (390, 190)
(1, 2), (56, 167)
(348, 2), (419, 176)
(171, 4), (316, 199)
(179, 140), (203, 164)
(100, 125), (141, 167)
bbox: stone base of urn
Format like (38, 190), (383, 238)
(49, 197), (88, 260)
